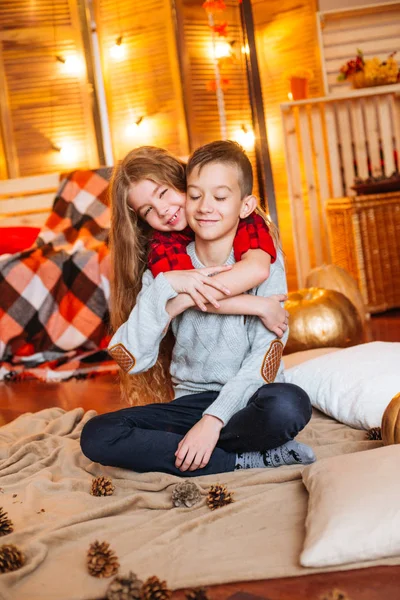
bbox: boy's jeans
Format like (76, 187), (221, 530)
(80, 383), (312, 477)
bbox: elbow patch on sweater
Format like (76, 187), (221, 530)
(108, 343), (136, 373)
(261, 339), (284, 383)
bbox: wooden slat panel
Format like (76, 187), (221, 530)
(179, 0), (259, 197)
(323, 20), (400, 47)
(281, 107), (311, 287)
(0, 193), (55, 216)
(318, 4), (400, 94)
(323, 103), (343, 197)
(0, 44), (19, 178)
(95, 0), (188, 160)
(350, 99), (369, 180)
(253, 0), (324, 289)
(298, 105), (323, 265)
(0, 0), (99, 178)
(0, 0), (72, 28)
(363, 96), (382, 177)
(0, 172), (59, 195)
(309, 104), (331, 261)
(324, 36), (400, 62)
(377, 95), (395, 176)
(336, 101), (355, 195)
(389, 94), (400, 171)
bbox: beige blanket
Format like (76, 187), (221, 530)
(0, 407), (399, 600)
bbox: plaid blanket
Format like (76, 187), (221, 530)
(0, 169), (114, 380)
(0, 348), (118, 383)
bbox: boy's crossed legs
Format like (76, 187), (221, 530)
(80, 382), (314, 477)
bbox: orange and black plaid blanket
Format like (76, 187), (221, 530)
(0, 168), (119, 382)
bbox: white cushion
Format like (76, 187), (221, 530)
(284, 341), (400, 429)
(301, 445), (400, 567)
(283, 347), (339, 370)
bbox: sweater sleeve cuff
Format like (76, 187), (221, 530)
(202, 404), (232, 427)
(151, 273), (179, 315)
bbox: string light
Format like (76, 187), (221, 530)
(209, 40), (232, 60)
(233, 125), (255, 150)
(241, 44), (250, 55)
(125, 116), (151, 140)
(56, 54), (85, 76)
(288, 92), (293, 101)
(110, 35), (125, 60)
(51, 141), (78, 163)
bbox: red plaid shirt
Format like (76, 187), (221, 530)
(148, 212), (276, 277)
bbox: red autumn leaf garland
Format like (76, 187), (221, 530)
(202, 0), (226, 12)
(209, 21), (228, 37)
(206, 78), (230, 92)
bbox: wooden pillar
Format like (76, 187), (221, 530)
(240, 0), (278, 225)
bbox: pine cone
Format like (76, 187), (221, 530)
(87, 540), (119, 578)
(140, 575), (172, 600)
(0, 508), (14, 537)
(320, 589), (350, 600)
(172, 481), (202, 508)
(91, 476), (115, 497)
(0, 544), (25, 573)
(185, 587), (209, 600)
(206, 484), (234, 511)
(366, 427), (382, 441)
(107, 571), (143, 600)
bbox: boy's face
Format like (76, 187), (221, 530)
(186, 162), (245, 242)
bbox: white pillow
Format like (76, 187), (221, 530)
(284, 342), (400, 429)
(283, 347), (339, 370)
(301, 445), (400, 567)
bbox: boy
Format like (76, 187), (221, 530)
(80, 141), (314, 476)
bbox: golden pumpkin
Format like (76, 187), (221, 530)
(306, 264), (366, 325)
(284, 287), (363, 354)
(381, 392), (400, 445)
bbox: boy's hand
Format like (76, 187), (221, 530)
(258, 294), (289, 337)
(164, 266), (232, 312)
(175, 415), (224, 472)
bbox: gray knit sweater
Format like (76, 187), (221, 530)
(108, 242), (288, 425)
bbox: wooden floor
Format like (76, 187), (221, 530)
(0, 309), (399, 599)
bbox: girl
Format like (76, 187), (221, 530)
(109, 145), (287, 407)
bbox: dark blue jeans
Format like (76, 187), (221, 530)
(80, 383), (312, 477)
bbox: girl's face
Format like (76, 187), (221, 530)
(128, 179), (187, 232)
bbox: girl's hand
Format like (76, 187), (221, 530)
(164, 266), (232, 311)
(175, 415), (223, 472)
(258, 294), (289, 337)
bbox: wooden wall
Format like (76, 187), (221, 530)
(94, 0), (189, 161)
(0, 0), (99, 178)
(252, 0), (324, 290)
(177, 0), (325, 290)
(318, 2), (400, 95)
(177, 0), (259, 195)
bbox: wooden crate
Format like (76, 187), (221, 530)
(326, 192), (400, 313)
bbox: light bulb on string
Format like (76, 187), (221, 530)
(51, 141), (78, 163)
(233, 125), (255, 151)
(56, 54), (84, 76)
(125, 115), (152, 142)
(209, 40), (232, 60)
(241, 44), (250, 55)
(110, 36), (125, 60)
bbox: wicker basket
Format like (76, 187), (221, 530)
(326, 192), (400, 313)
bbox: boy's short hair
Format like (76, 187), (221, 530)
(186, 140), (253, 198)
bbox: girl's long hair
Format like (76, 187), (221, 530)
(255, 206), (281, 254)
(109, 146), (186, 406)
